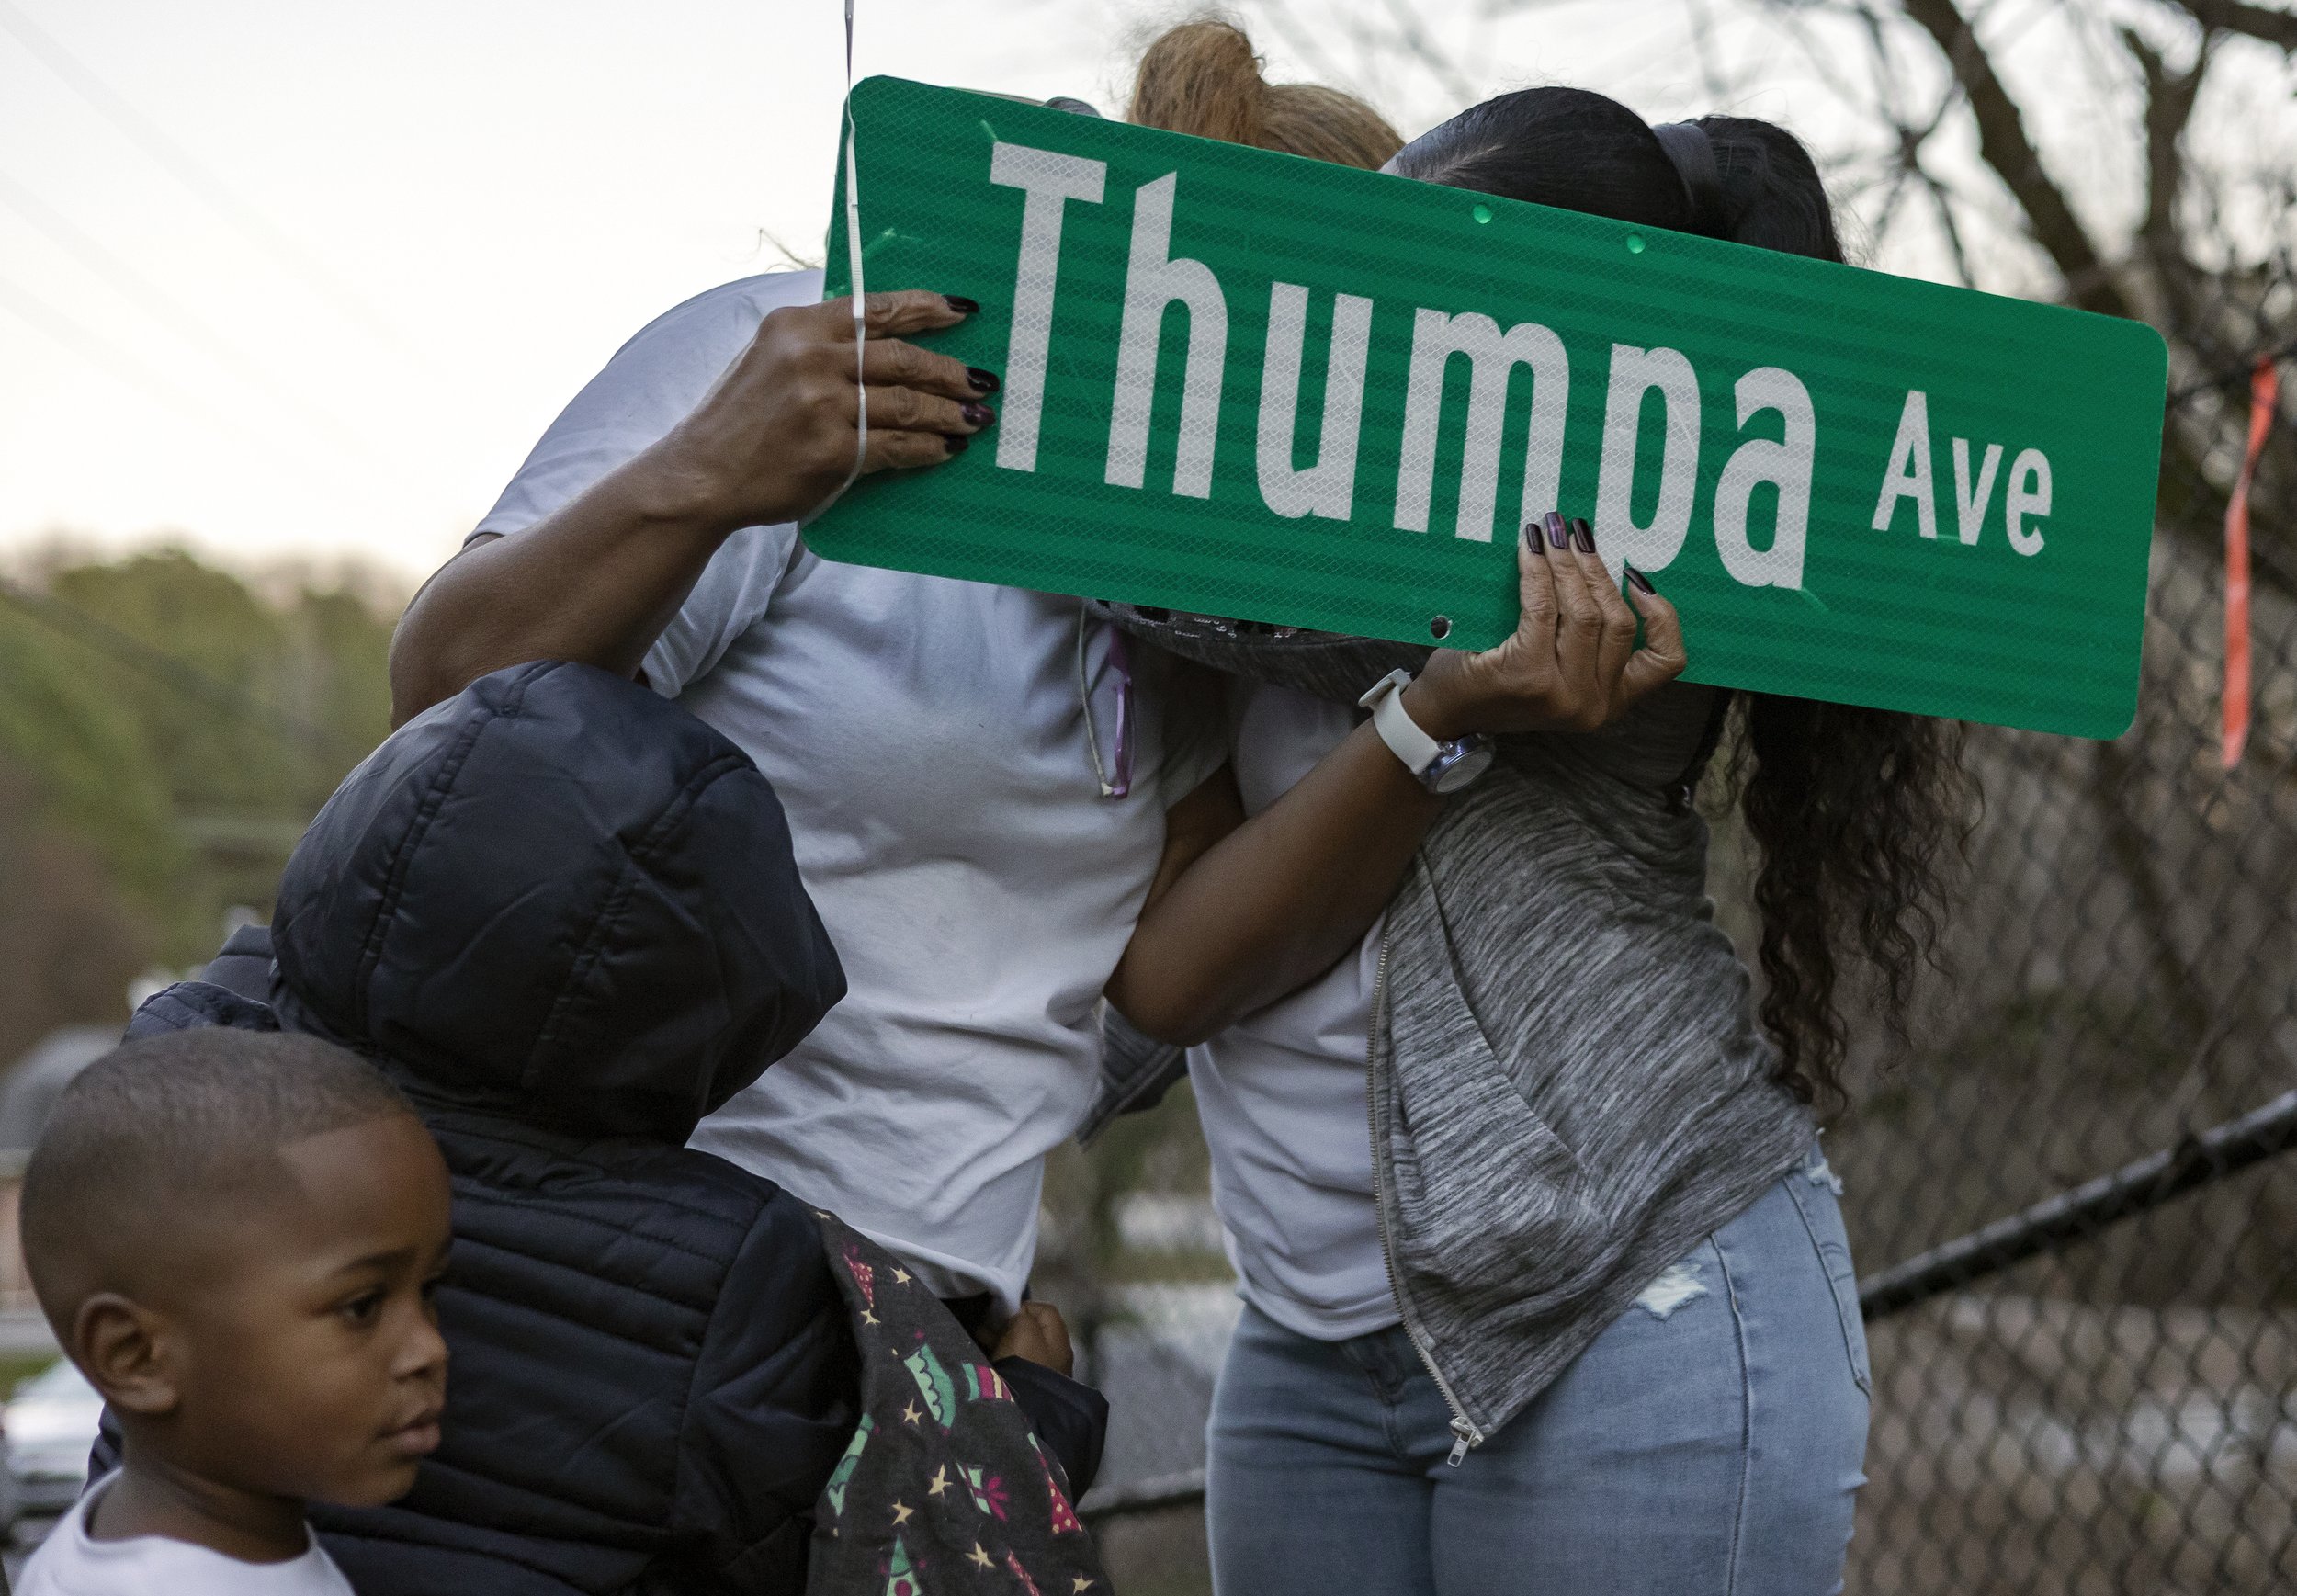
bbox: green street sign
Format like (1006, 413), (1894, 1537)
(812, 76), (2167, 737)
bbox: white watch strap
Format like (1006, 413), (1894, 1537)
(1358, 668), (1442, 775)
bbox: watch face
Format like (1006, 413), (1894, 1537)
(1428, 742), (1496, 794)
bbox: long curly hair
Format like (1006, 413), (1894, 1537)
(1731, 699), (1969, 1109)
(1134, 40), (1973, 1109)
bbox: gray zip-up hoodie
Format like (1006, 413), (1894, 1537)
(1083, 613), (1815, 1452)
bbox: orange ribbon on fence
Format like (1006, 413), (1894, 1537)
(2224, 357), (2281, 770)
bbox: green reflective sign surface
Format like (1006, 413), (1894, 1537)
(813, 77), (2166, 737)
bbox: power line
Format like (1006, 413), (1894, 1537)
(0, 0), (436, 375)
(0, 266), (379, 505)
(0, 268), (230, 433)
(0, 167), (386, 468)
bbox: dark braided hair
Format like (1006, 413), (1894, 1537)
(1395, 88), (1974, 1109)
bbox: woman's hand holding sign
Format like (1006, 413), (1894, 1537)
(659, 290), (997, 528)
(389, 287), (988, 724)
(1402, 512), (1686, 741)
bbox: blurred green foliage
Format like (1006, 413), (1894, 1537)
(0, 601), (178, 901)
(0, 548), (398, 1013)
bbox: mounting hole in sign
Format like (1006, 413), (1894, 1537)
(1429, 616), (1453, 640)
(1626, 232), (1646, 254)
(1471, 203), (1492, 224)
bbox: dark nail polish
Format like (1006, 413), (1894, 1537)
(1545, 511), (1570, 549)
(944, 295), (981, 314)
(1626, 566), (1657, 595)
(944, 433), (969, 455)
(967, 366), (1001, 394)
(1571, 516), (1596, 553)
(1522, 521), (1545, 554)
(961, 402), (996, 428)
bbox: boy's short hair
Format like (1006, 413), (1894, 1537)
(20, 1030), (413, 1327)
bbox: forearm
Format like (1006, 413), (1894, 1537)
(1107, 520), (1687, 1048)
(390, 288), (996, 726)
(1108, 721), (1440, 1046)
(387, 448), (733, 725)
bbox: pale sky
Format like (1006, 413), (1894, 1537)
(0, 0), (2280, 589)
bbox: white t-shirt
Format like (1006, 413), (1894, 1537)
(473, 270), (1221, 1311)
(17, 1475), (354, 1596)
(1187, 681), (1397, 1341)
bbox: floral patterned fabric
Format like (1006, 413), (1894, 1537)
(807, 1214), (1113, 1596)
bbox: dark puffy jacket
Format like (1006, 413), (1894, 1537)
(200, 661), (856, 1595)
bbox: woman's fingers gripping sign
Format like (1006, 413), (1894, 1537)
(837, 291), (998, 472)
(1401, 511), (1689, 741)
(656, 289), (997, 529)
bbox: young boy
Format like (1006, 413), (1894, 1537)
(17, 1030), (451, 1595)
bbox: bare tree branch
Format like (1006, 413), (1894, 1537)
(1378, 0), (1479, 103)
(1771, 3), (1894, 116)
(1684, 0), (1737, 106)
(1918, 160), (1979, 285)
(2122, 28), (2209, 258)
(1250, 0), (1365, 96)
(2168, 0), (2297, 53)
(1897, 0), (2136, 317)
(1868, 161), (1918, 247)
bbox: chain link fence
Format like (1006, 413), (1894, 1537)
(1821, 353), (2296, 1593)
(1070, 355), (2295, 1592)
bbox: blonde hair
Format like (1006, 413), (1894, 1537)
(1128, 17), (1402, 170)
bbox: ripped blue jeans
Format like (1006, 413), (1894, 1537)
(1205, 1149), (1871, 1596)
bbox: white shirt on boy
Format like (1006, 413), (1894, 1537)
(1185, 680), (1397, 1341)
(17, 1473), (355, 1596)
(472, 269), (1223, 1312)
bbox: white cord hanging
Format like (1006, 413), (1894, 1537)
(804, 0), (870, 526)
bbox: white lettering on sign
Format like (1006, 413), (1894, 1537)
(982, 153), (2068, 588)
(1873, 390), (1939, 540)
(2006, 448), (2051, 556)
(1713, 367), (1816, 590)
(1951, 437), (2004, 547)
(1258, 285), (1374, 521)
(1594, 345), (1702, 574)
(1872, 391), (2050, 555)
(966, 135), (2105, 632)
(986, 142), (1106, 475)
(1107, 174), (1228, 498)
(1394, 309), (1569, 542)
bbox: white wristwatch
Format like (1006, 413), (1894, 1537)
(1357, 670), (1495, 795)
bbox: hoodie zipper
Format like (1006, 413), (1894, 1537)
(1364, 922), (1485, 1466)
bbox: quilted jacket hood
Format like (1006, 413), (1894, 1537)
(270, 659), (844, 1141)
